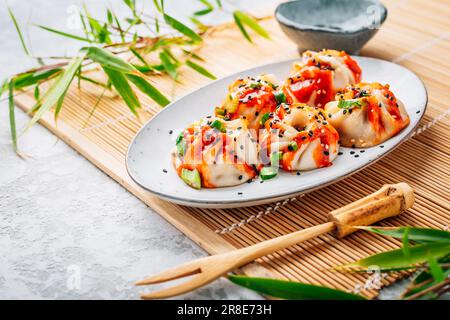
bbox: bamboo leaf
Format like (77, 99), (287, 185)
(215, 0), (222, 8)
(8, 80), (18, 152)
(13, 68), (63, 89)
(360, 227), (450, 243)
(84, 47), (138, 74)
(233, 12), (251, 43)
(37, 25), (92, 42)
(130, 47), (149, 67)
(126, 74), (170, 107)
(159, 51), (178, 80)
(8, 8), (30, 56)
(34, 85), (40, 100)
(340, 243), (450, 270)
(25, 53), (86, 131)
(102, 67), (140, 115)
(186, 60), (216, 79)
(194, 8), (213, 16)
(234, 11), (270, 39)
(163, 13), (202, 42)
(427, 256), (445, 282)
(403, 226), (411, 258)
(228, 275), (366, 300)
(153, 0), (163, 12)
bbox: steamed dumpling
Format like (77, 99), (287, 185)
(283, 49), (362, 108)
(324, 82), (410, 147)
(215, 75), (280, 133)
(172, 117), (259, 189)
(259, 103), (340, 171)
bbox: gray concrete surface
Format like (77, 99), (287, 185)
(0, 0), (436, 300)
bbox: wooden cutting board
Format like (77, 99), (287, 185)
(14, 0), (450, 299)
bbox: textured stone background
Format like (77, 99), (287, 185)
(0, 0), (439, 300)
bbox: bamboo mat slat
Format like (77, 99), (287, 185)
(14, 0), (450, 299)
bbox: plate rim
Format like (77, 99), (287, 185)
(126, 56), (428, 207)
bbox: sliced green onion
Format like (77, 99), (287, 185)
(288, 141), (298, 151)
(260, 167), (278, 180)
(260, 113), (270, 126)
(176, 132), (184, 144)
(181, 168), (201, 189)
(176, 140), (186, 157)
(270, 151), (283, 167)
(274, 91), (286, 105)
(211, 119), (226, 133)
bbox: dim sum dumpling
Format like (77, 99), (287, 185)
(324, 82), (410, 147)
(215, 74), (280, 133)
(172, 117), (259, 189)
(283, 49), (362, 108)
(260, 103), (340, 171)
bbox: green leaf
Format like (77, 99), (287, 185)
(37, 25), (92, 43)
(403, 226), (411, 258)
(8, 8), (30, 56)
(360, 227), (450, 244)
(84, 47), (137, 74)
(25, 53), (87, 131)
(340, 243), (450, 270)
(163, 13), (202, 42)
(102, 67), (140, 115)
(337, 99), (362, 109)
(215, 0), (222, 8)
(126, 74), (170, 107)
(194, 8), (213, 16)
(182, 49), (205, 61)
(427, 256), (445, 282)
(153, 0), (163, 13)
(228, 275), (365, 300)
(159, 51), (178, 80)
(130, 47), (149, 67)
(233, 12), (251, 43)
(8, 80), (18, 152)
(186, 60), (216, 79)
(234, 11), (270, 39)
(13, 68), (62, 89)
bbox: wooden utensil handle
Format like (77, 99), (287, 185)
(328, 183), (415, 238)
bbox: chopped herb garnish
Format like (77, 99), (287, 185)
(176, 132), (184, 144)
(249, 82), (262, 90)
(270, 151), (283, 167)
(260, 112), (270, 126)
(210, 119), (226, 133)
(337, 99), (363, 110)
(260, 167), (278, 180)
(274, 91), (286, 105)
(287, 141), (298, 151)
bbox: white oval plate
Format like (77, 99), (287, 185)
(126, 57), (427, 208)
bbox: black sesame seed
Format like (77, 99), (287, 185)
(354, 154), (360, 158)
(238, 192), (243, 195)
(350, 151), (355, 155)
(238, 175), (243, 180)
(338, 152), (343, 155)
(360, 150), (365, 153)
(247, 179), (253, 183)
(162, 169), (167, 173)
(169, 130), (173, 134)
(255, 111), (259, 116)
(237, 126), (242, 130)
(416, 110), (420, 114)
(240, 145), (244, 150)
(296, 172), (301, 176)
(380, 145), (384, 148)
(324, 151), (329, 156)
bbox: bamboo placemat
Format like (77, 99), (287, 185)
(14, 0), (450, 299)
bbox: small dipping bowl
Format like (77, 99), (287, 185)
(275, 0), (387, 54)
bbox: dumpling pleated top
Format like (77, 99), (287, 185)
(324, 82), (410, 147)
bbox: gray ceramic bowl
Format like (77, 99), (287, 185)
(275, 0), (387, 54)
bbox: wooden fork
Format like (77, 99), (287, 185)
(136, 183), (414, 299)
